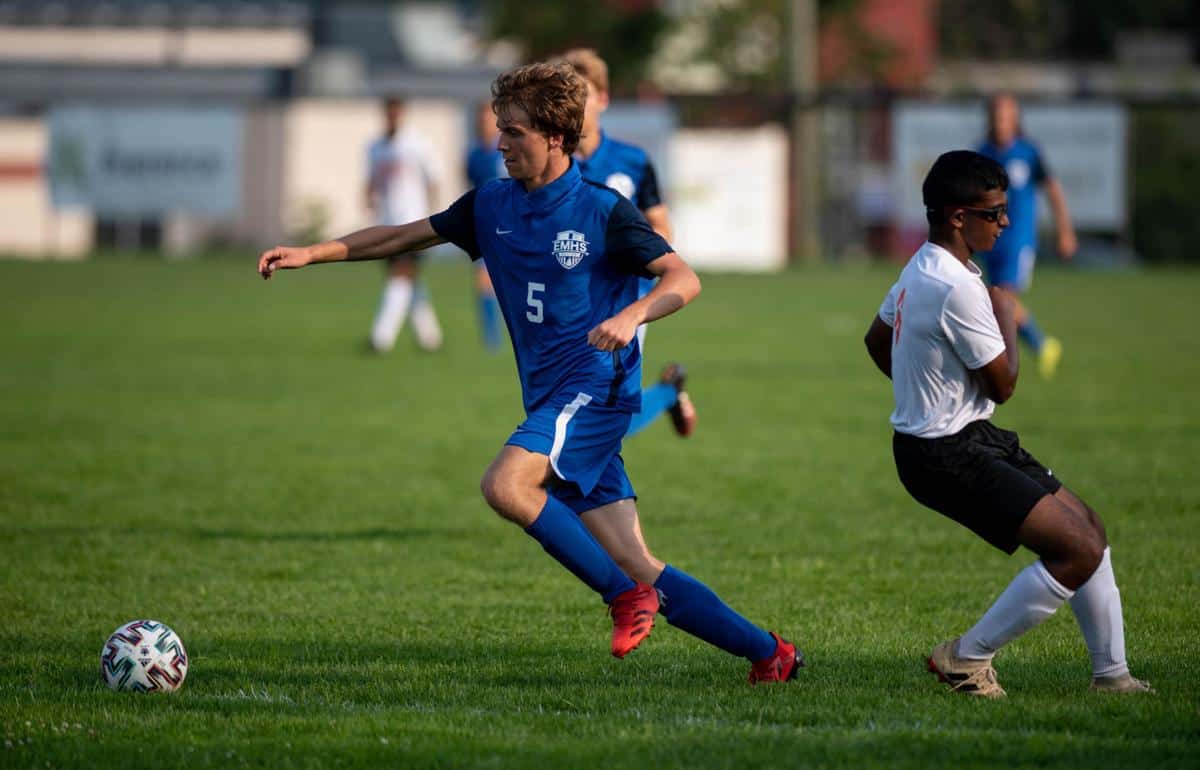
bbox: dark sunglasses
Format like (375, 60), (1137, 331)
(958, 204), (1008, 223)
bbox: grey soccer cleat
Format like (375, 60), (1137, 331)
(927, 637), (1006, 699)
(1090, 672), (1154, 694)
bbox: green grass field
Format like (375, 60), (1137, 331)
(1, 256), (1197, 769)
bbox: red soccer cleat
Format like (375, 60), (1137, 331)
(609, 583), (659, 658)
(660, 363), (697, 437)
(748, 632), (805, 684)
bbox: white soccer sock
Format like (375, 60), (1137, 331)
(410, 282), (443, 351)
(370, 277), (413, 352)
(958, 560), (1075, 660)
(1068, 547), (1129, 679)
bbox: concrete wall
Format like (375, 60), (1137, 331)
(278, 99), (466, 244)
(669, 126), (789, 271)
(0, 117), (92, 258)
(6, 102), (790, 271)
(0, 26), (309, 67)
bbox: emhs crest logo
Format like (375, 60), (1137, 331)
(553, 230), (588, 269)
(605, 172), (635, 200)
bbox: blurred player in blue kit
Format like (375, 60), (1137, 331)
(258, 61), (802, 683)
(565, 48), (697, 439)
(465, 100), (505, 351)
(976, 93), (1077, 379)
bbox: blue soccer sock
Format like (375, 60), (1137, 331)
(1018, 314), (1046, 354)
(525, 495), (635, 603)
(624, 383), (678, 438)
(478, 293), (501, 351)
(653, 565), (777, 661)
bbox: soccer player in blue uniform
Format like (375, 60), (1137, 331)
(465, 100), (506, 351)
(565, 48), (697, 439)
(976, 93), (1077, 379)
(257, 61), (801, 683)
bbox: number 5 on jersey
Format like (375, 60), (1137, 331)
(526, 282), (545, 324)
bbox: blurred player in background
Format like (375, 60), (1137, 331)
(864, 150), (1148, 697)
(465, 100), (505, 352)
(976, 93), (1077, 379)
(366, 96), (443, 353)
(564, 48), (697, 439)
(259, 61), (802, 684)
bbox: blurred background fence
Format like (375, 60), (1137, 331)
(0, 0), (1197, 267)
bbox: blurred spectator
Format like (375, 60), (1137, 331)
(366, 97), (443, 353)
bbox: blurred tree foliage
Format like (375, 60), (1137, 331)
(482, 0), (865, 94)
(677, 0), (865, 92)
(482, 0), (669, 94)
(940, 0), (1199, 61)
(1131, 108), (1200, 263)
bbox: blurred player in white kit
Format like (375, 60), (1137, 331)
(366, 96), (444, 352)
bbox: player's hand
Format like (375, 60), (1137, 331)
(1057, 229), (1078, 261)
(587, 311), (640, 352)
(258, 246), (312, 280)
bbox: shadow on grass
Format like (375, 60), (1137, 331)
(0, 523), (453, 543)
(11, 633), (1196, 770)
(189, 526), (450, 543)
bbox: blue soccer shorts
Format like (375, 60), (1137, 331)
(984, 244), (1036, 292)
(506, 390), (636, 515)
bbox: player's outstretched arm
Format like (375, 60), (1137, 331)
(864, 316), (893, 379)
(258, 219), (445, 279)
(587, 253), (700, 352)
(642, 204), (674, 244)
(1043, 177), (1077, 260)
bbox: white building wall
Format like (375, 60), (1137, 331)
(0, 117), (92, 258)
(669, 126), (789, 271)
(280, 99), (466, 243)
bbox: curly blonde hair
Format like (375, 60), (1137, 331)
(491, 61), (587, 155)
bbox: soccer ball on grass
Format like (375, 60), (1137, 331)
(100, 619), (188, 692)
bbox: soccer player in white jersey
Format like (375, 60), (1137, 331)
(366, 96), (443, 353)
(863, 150), (1149, 697)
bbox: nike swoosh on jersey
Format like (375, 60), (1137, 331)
(495, 228), (513, 235)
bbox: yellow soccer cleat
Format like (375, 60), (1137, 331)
(1038, 336), (1063, 379)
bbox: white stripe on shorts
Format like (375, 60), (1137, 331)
(549, 392), (594, 480)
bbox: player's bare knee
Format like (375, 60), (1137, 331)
(1076, 531), (1105, 579)
(1086, 507), (1109, 546)
(481, 470), (545, 526)
(479, 470), (519, 517)
(1050, 531), (1103, 589)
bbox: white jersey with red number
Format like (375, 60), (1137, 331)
(367, 129), (439, 225)
(878, 241), (1006, 438)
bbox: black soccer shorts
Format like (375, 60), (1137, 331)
(892, 420), (1063, 554)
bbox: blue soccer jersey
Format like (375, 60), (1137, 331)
(577, 132), (665, 298)
(466, 140), (507, 188)
(430, 162), (673, 414)
(576, 132), (664, 211)
(976, 137), (1049, 265)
